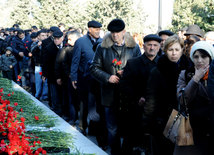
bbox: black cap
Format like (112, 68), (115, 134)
(30, 32), (38, 38)
(9, 27), (15, 32)
(143, 34), (162, 43)
(107, 19), (125, 32)
(50, 26), (60, 32)
(87, 20), (102, 28)
(53, 30), (63, 38)
(184, 24), (204, 37)
(158, 30), (174, 36)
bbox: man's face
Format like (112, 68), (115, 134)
(18, 33), (25, 39)
(67, 35), (79, 46)
(31, 37), (38, 42)
(54, 36), (64, 46)
(88, 27), (101, 39)
(143, 40), (160, 58)
(38, 32), (47, 41)
(111, 30), (126, 45)
(160, 34), (169, 49)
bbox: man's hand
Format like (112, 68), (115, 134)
(10, 65), (13, 69)
(19, 52), (24, 57)
(28, 52), (32, 57)
(57, 79), (62, 85)
(38, 41), (42, 46)
(117, 70), (123, 76)
(138, 97), (146, 106)
(42, 76), (46, 82)
(109, 75), (120, 84)
(72, 81), (77, 89)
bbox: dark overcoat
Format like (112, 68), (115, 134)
(90, 32), (142, 107)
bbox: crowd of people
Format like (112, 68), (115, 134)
(0, 20), (214, 155)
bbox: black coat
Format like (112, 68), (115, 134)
(143, 54), (190, 132)
(41, 36), (53, 67)
(43, 41), (61, 83)
(120, 53), (159, 105)
(90, 33), (142, 107)
(55, 46), (74, 81)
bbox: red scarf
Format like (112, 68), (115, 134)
(203, 69), (209, 80)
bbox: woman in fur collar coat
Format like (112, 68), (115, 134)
(143, 35), (189, 155)
(175, 41), (214, 155)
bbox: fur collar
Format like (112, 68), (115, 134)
(101, 32), (136, 48)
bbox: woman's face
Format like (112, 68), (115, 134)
(193, 51), (210, 69)
(166, 42), (183, 63)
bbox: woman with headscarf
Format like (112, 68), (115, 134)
(175, 41), (214, 155)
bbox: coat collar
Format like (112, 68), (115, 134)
(101, 32), (136, 48)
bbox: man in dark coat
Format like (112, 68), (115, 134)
(11, 29), (31, 86)
(158, 30), (174, 56)
(41, 26), (60, 107)
(42, 30), (64, 116)
(70, 20), (103, 135)
(90, 19), (141, 155)
(119, 34), (161, 154)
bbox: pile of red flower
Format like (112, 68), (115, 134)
(0, 88), (46, 155)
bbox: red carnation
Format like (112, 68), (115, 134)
(42, 150), (47, 154)
(116, 60), (122, 66)
(112, 58), (117, 63)
(2, 132), (7, 136)
(34, 116), (39, 120)
(17, 75), (22, 80)
(20, 117), (25, 122)
(14, 102), (18, 106)
(39, 72), (42, 76)
(7, 93), (11, 97)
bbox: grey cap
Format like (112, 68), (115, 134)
(6, 47), (13, 52)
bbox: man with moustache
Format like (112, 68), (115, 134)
(120, 34), (162, 154)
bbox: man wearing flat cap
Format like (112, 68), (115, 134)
(119, 34), (161, 154)
(42, 30), (64, 116)
(70, 20), (102, 135)
(90, 18), (141, 155)
(158, 30), (174, 55)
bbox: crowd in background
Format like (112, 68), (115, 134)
(0, 20), (214, 155)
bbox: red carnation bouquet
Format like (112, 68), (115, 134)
(112, 58), (122, 73)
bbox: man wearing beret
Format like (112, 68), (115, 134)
(70, 20), (103, 135)
(119, 34), (161, 154)
(90, 18), (141, 155)
(158, 30), (174, 55)
(41, 26), (62, 108)
(42, 30), (64, 116)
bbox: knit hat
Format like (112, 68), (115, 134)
(190, 41), (214, 62)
